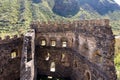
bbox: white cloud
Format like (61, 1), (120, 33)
(114, 0), (120, 5)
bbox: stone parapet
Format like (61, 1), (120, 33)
(0, 34), (23, 44)
(30, 19), (109, 29)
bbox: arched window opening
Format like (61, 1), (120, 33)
(11, 50), (17, 59)
(50, 62), (55, 72)
(51, 40), (56, 47)
(62, 41), (67, 47)
(41, 39), (46, 46)
(86, 71), (91, 80)
(45, 52), (50, 61)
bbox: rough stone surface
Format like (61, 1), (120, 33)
(0, 37), (23, 80)
(20, 29), (35, 80)
(0, 19), (117, 80)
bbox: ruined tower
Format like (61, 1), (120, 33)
(0, 19), (117, 80)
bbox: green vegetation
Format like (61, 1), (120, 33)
(0, 0), (19, 32)
(110, 20), (120, 35)
(114, 38), (120, 79)
(0, 0), (120, 36)
(0, 1), (120, 79)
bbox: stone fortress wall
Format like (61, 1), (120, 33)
(0, 35), (23, 80)
(0, 19), (117, 80)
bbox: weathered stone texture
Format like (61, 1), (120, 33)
(0, 36), (23, 80)
(20, 30), (35, 80)
(0, 19), (117, 80)
(31, 19), (116, 80)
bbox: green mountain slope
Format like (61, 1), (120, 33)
(0, 0), (120, 36)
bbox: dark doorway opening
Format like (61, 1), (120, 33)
(37, 74), (71, 80)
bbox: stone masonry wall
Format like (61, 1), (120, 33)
(20, 29), (35, 80)
(31, 19), (117, 80)
(0, 19), (116, 80)
(0, 35), (23, 80)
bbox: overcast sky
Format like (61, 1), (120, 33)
(114, 0), (120, 5)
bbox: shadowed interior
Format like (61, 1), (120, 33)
(35, 46), (92, 80)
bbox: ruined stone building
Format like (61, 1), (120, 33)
(0, 19), (117, 80)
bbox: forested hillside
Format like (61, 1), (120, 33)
(0, 0), (120, 79)
(0, 0), (120, 36)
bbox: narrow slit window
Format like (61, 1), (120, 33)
(45, 53), (50, 61)
(61, 54), (65, 62)
(51, 40), (56, 47)
(50, 62), (55, 72)
(41, 40), (46, 46)
(11, 52), (17, 58)
(62, 41), (67, 47)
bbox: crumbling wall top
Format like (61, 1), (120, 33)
(30, 19), (109, 29)
(0, 34), (24, 44)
